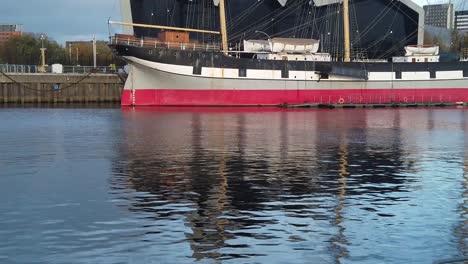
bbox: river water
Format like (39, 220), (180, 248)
(0, 107), (467, 264)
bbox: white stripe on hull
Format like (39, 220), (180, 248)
(123, 56), (468, 91)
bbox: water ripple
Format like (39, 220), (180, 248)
(0, 108), (467, 263)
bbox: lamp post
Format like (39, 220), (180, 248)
(93, 35), (97, 68)
(255, 30), (273, 52)
(39, 35), (47, 73)
(69, 43), (72, 64)
(76, 47), (79, 66)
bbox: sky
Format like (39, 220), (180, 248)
(0, 0), (121, 44)
(0, 0), (464, 45)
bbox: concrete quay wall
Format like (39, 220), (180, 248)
(0, 73), (124, 104)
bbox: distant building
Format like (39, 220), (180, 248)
(0, 24), (22, 43)
(424, 4), (455, 29)
(455, 10), (468, 34)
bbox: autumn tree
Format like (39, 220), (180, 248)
(0, 33), (67, 65)
(0, 34), (118, 66)
(67, 41), (116, 66)
(424, 29), (468, 54)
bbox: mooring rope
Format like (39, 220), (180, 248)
(0, 69), (96, 93)
(115, 71), (128, 85)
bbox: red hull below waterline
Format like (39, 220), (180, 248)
(121, 88), (468, 106)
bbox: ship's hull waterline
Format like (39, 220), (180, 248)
(122, 56), (468, 106)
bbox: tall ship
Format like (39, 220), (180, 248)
(110, 0), (468, 106)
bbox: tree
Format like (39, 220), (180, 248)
(0, 33), (67, 65)
(0, 34), (118, 66)
(425, 29), (468, 54)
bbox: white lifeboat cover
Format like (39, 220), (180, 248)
(405, 46), (439, 56)
(271, 38), (320, 54)
(244, 38), (320, 54)
(244, 40), (272, 52)
(213, 0), (287, 6)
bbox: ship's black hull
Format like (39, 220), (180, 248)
(113, 44), (468, 79)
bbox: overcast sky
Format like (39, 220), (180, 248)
(0, 0), (121, 44)
(0, 0), (464, 45)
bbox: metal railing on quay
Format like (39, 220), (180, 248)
(0, 64), (39, 74)
(0, 64), (124, 74)
(110, 36), (222, 52)
(62, 66), (121, 74)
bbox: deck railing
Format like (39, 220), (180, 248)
(110, 36), (222, 52)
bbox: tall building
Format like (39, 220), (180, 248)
(424, 4), (454, 29)
(0, 24), (22, 43)
(455, 10), (468, 34)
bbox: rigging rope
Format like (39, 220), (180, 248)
(229, 0), (304, 40)
(378, 29), (419, 59)
(351, 1), (393, 46)
(128, 0), (428, 61)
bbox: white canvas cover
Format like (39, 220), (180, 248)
(213, 0), (287, 6)
(243, 40), (272, 52)
(244, 38), (320, 54)
(271, 38), (320, 54)
(405, 45), (439, 56)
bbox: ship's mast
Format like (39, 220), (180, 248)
(219, 0), (229, 52)
(343, 0), (351, 62)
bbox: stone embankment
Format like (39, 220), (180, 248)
(0, 73), (124, 104)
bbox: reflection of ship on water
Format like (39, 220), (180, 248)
(454, 111), (468, 257)
(112, 108), (419, 261)
(462, 114), (468, 256)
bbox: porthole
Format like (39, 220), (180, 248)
(149, 50), (153, 55)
